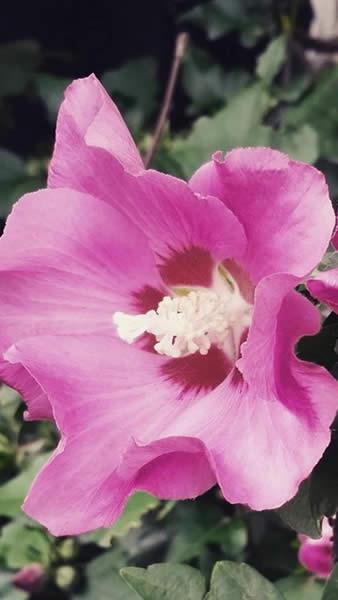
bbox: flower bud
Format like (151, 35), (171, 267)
(13, 563), (45, 593)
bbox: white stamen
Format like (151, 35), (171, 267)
(113, 278), (252, 359)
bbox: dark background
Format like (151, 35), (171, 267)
(0, 0), (312, 154)
(1, 2), (338, 599)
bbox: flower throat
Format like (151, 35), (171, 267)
(113, 266), (252, 361)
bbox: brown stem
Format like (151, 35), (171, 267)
(295, 30), (338, 53)
(144, 32), (188, 168)
(281, 0), (301, 87)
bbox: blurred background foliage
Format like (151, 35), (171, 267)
(1, 0), (338, 598)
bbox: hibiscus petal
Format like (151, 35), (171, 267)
(49, 138), (248, 288)
(6, 335), (215, 535)
(189, 148), (335, 282)
(307, 269), (338, 312)
(46, 101), (248, 288)
(155, 275), (338, 509)
(204, 276), (338, 509)
(0, 187), (164, 419)
(0, 362), (53, 421)
(7, 279), (338, 525)
(113, 170), (247, 287)
(48, 74), (143, 183)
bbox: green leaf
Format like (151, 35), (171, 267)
(277, 478), (322, 538)
(275, 71), (312, 103)
(171, 83), (273, 178)
(272, 124), (319, 164)
(182, 48), (227, 113)
(323, 564), (338, 599)
(0, 521), (51, 568)
(0, 572), (27, 600)
(276, 575), (324, 600)
(120, 564), (206, 600)
(90, 492), (159, 547)
(217, 520), (248, 559)
(35, 74), (71, 122)
(0, 149), (44, 216)
(102, 58), (158, 133)
(182, 47), (250, 115)
(257, 35), (287, 85)
(166, 502), (246, 563)
(181, 0), (274, 41)
(181, 3), (234, 40)
(277, 435), (338, 537)
(0, 40), (40, 97)
(285, 66), (338, 160)
(206, 561), (283, 599)
(0, 453), (50, 517)
(74, 551), (138, 600)
(0, 149), (25, 182)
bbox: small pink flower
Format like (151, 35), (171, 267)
(13, 563), (45, 592)
(298, 518), (333, 579)
(0, 75), (338, 535)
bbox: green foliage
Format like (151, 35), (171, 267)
(0, 149), (45, 216)
(182, 48), (250, 115)
(323, 564), (338, 599)
(0, 453), (50, 517)
(285, 66), (338, 160)
(102, 58), (158, 135)
(35, 74), (72, 122)
(165, 502), (247, 563)
(121, 561), (286, 599)
(0, 572), (27, 599)
(205, 561), (284, 599)
(89, 492), (160, 546)
(271, 124), (319, 165)
(277, 435), (338, 537)
(0, 520), (51, 569)
(74, 551), (138, 599)
(181, 0), (275, 42)
(276, 575), (324, 600)
(277, 479), (322, 539)
(171, 82), (273, 178)
(0, 41), (40, 98)
(121, 563), (206, 599)
(256, 35), (287, 85)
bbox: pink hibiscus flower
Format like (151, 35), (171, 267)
(0, 75), (338, 535)
(298, 518), (333, 579)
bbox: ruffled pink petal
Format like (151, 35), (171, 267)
(209, 276), (338, 508)
(160, 275), (338, 509)
(6, 335), (215, 535)
(189, 148), (335, 282)
(0, 187), (163, 419)
(20, 433), (214, 536)
(48, 74), (143, 183)
(307, 268), (338, 313)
